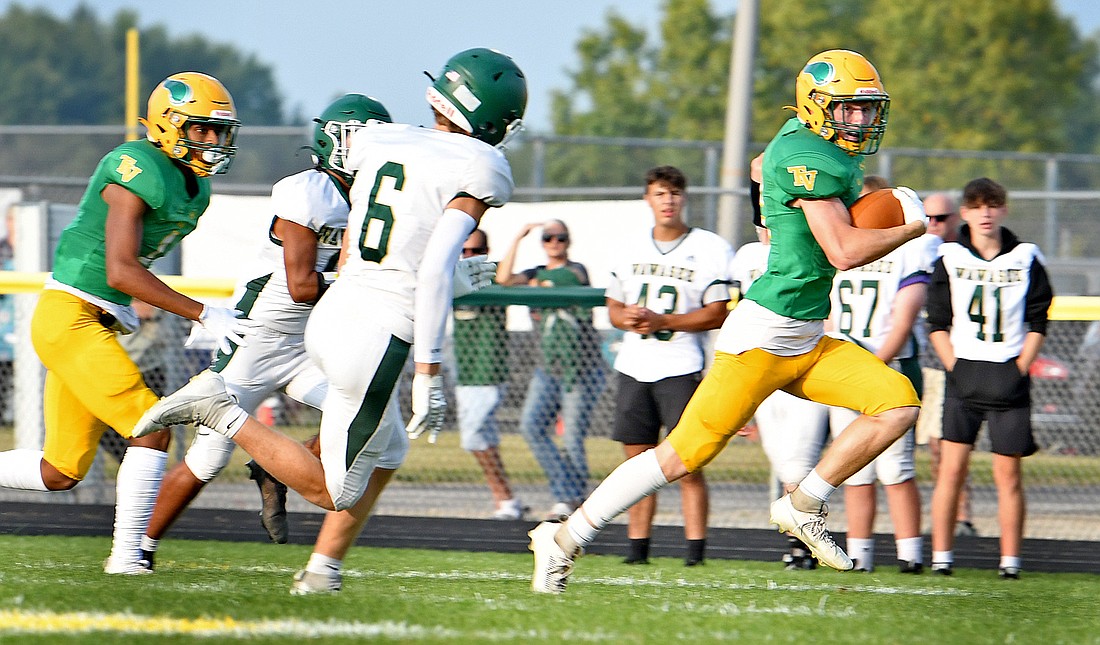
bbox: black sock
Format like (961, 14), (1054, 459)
(685, 539), (706, 565)
(625, 538), (650, 564)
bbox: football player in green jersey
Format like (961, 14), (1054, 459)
(0, 72), (257, 575)
(526, 49), (929, 594)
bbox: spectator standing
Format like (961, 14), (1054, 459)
(927, 177), (1053, 579)
(605, 166), (732, 566)
(496, 219), (606, 520)
(453, 229), (525, 520)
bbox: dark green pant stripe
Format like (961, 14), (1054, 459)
(211, 274), (272, 373)
(346, 335), (411, 468)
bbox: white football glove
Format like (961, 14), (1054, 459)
(193, 305), (261, 355)
(453, 255), (497, 298)
(406, 373), (446, 441)
(893, 186), (928, 226)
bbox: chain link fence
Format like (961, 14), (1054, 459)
(0, 127), (1098, 541)
(1, 286), (1098, 541)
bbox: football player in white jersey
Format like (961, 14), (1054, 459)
(927, 177), (1053, 579)
(825, 223), (940, 573)
(605, 165), (732, 567)
(133, 48), (527, 593)
(138, 94), (396, 564)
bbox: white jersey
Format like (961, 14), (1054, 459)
(933, 238), (1047, 362)
(339, 123), (513, 327)
(233, 169), (347, 335)
(607, 228), (733, 381)
(728, 241), (770, 296)
(827, 234), (938, 358)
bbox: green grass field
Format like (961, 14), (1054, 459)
(0, 535), (1095, 644)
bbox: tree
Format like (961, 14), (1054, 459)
(552, 0), (1100, 169)
(547, 0), (731, 189)
(0, 4), (285, 126)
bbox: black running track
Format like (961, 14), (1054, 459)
(1, 501), (1096, 574)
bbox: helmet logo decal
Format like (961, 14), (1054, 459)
(163, 79), (193, 106)
(804, 61), (834, 86)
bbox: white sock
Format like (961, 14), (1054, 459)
(0, 449), (50, 491)
(214, 406), (249, 439)
(999, 555), (1021, 570)
(847, 537), (874, 567)
(566, 449), (668, 548)
(797, 469), (836, 504)
(108, 447), (167, 564)
(932, 550), (954, 566)
(306, 552), (343, 576)
(896, 536), (923, 563)
(140, 535), (159, 554)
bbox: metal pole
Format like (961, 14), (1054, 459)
(717, 0), (758, 249)
(125, 28), (140, 142)
(1044, 156), (1058, 256)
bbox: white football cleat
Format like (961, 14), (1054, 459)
(528, 521), (580, 594)
(492, 498), (526, 521)
(769, 494), (853, 571)
(290, 569), (342, 595)
(103, 556), (153, 575)
(132, 371), (239, 438)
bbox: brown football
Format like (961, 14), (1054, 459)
(849, 188), (904, 229)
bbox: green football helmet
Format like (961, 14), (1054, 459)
(311, 93), (392, 182)
(425, 48), (527, 147)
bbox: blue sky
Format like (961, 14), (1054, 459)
(4, 0), (1099, 132)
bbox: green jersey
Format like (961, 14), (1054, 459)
(748, 118), (865, 320)
(52, 139), (211, 304)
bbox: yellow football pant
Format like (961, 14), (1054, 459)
(30, 290), (159, 481)
(667, 336), (921, 472)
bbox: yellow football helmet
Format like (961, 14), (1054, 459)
(794, 50), (889, 155)
(140, 72), (240, 176)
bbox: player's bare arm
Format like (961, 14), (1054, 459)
(928, 329), (956, 372)
(606, 298), (633, 330)
(274, 218), (322, 303)
(801, 197), (925, 270)
(495, 220), (540, 286)
(1016, 331), (1045, 375)
(102, 183), (204, 321)
(874, 282), (926, 362)
(640, 299), (729, 335)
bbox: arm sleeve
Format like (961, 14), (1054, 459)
(926, 257), (952, 333)
(1024, 256), (1054, 335)
(412, 208), (477, 364)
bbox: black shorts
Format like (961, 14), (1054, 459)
(942, 399), (1037, 456)
(612, 371), (701, 445)
(943, 358), (1036, 456)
